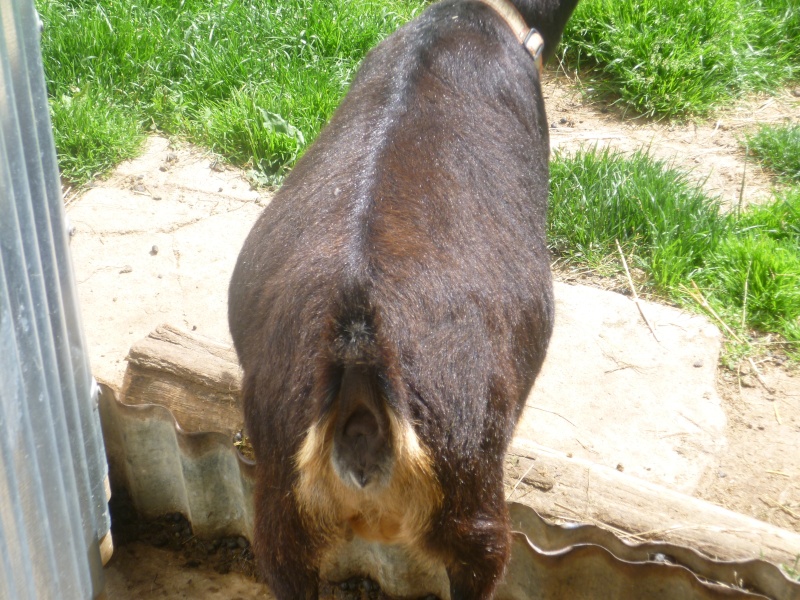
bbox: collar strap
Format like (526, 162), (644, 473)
(475, 0), (545, 73)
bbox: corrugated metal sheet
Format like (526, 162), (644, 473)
(0, 0), (111, 598)
(99, 384), (800, 600)
(99, 384), (255, 540)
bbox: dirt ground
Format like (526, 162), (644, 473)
(544, 72), (800, 210)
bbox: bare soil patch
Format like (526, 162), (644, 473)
(543, 73), (800, 209)
(700, 361), (800, 535)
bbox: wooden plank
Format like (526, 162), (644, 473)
(121, 324), (243, 437)
(506, 438), (800, 566)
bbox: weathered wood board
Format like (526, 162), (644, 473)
(505, 441), (800, 566)
(121, 324), (243, 437)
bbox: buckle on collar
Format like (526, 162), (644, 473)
(523, 28), (545, 63)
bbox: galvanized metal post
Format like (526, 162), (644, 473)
(0, 0), (111, 597)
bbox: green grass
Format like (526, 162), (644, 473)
(709, 189), (800, 344)
(696, 233), (800, 344)
(548, 149), (728, 289)
(549, 150), (800, 349)
(38, 0), (425, 184)
(560, 0), (800, 118)
(746, 124), (800, 183)
(49, 88), (145, 183)
(783, 556), (800, 582)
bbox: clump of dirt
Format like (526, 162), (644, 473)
(108, 486), (257, 579)
(233, 429), (256, 461)
(319, 578), (428, 600)
(108, 484), (435, 599)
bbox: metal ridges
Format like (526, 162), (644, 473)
(0, 0), (110, 598)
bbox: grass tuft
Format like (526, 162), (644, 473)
(746, 124), (800, 183)
(549, 149), (800, 348)
(560, 0), (800, 118)
(697, 234), (800, 343)
(49, 89), (144, 184)
(548, 149), (727, 288)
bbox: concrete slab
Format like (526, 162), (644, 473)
(517, 283), (725, 494)
(68, 136), (268, 388)
(68, 135), (725, 497)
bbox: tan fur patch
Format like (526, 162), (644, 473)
(295, 408), (442, 547)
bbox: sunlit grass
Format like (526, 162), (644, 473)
(549, 150), (800, 349)
(38, 0), (425, 184)
(560, 0), (799, 118)
(746, 124), (800, 184)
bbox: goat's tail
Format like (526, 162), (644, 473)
(327, 295), (394, 490)
(295, 289), (443, 541)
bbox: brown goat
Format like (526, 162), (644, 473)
(228, 0), (579, 598)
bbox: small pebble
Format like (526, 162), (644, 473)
(616, 463), (624, 472)
(649, 553), (673, 564)
(150, 245), (159, 256)
(119, 265), (132, 274)
(693, 360), (703, 368)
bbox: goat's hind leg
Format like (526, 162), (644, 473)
(252, 471), (321, 600)
(435, 499), (512, 600)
